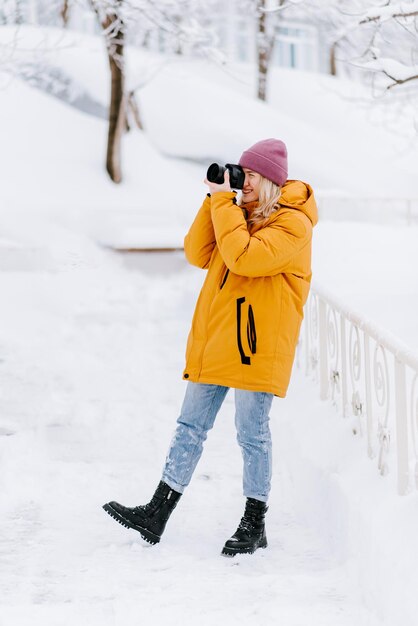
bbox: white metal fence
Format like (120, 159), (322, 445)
(300, 283), (418, 495)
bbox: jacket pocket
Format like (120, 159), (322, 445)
(247, 304), (257, 354)
(220, 268), (229, 290)
(236, 298), (256, 365)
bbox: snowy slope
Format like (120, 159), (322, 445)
(0, 242), (388, 626)
(1, 65), (417, 351)
(0, 73), (202, 221)
(1, 25), (417, 199)
(0, 241), (416, 625)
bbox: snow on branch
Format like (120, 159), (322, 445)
(361, 56), (418, 90)
(360, 0), (418, 23)
(90, 0), (218, 60)
(330, 0), (418, 91)
(334, 2), (418, 43)
(259, 0), (305, 14)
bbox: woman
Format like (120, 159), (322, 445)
(103, 138), (318, 556)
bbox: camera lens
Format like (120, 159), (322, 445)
(206, 163), (245, 189)
(207, 163), (226, 184)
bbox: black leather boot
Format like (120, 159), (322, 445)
(103, 481), (182, 545)
(222, 497), (268, 557)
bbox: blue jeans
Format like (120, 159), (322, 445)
(162, 382), (274, 502)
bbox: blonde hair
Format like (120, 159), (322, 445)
(242, 175), (282, 227)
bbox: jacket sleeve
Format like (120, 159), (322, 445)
(184, 195), (216, 269)
(210, 192), (310, 277)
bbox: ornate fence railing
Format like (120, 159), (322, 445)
(300, 284), (418, 495)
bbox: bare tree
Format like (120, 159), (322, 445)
(90, 0), (126, 183)
(89, 0), (218, 183)
(127, 91), (143, 129)
(306, 0), (418, 91)
(255, 0), (304, 101)
(276, 0), (418, 111)
(61, 0), (70, 26)
(349, 1), (418, 92)
(257, 0), (277, 100)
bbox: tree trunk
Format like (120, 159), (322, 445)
(61, 0), (70, 26)
(257, 0), (268, 101)
(90, 0), (126, 183)
(128, 92), (144, 130)
(256, 0), (277, 101)
(330, 41), (337, 76)
(106, 26), (125, 183)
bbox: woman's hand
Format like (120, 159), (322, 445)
(204, 168), (232, 195)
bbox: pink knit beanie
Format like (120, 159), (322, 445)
(239, 138), (288, 186)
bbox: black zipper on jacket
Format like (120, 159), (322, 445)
(247, 304), (257, 354)
(236, 297), (251, 365)
(220, 268), (229, 290)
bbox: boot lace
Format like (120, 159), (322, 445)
(134, 492), (162, 514)
(237, 501), (267, 533)
(237, 515), (256, 534)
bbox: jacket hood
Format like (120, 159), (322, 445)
(241, 180), (318, 227)
(278, 180), (318, 227)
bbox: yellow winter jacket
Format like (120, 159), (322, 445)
(183, 180), (318, 397)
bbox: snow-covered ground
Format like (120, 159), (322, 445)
(1, 24), (418, 626)
(0, 242), (394, 625)
(1, 242), (416, 625)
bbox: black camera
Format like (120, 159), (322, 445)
(206, 163), (245, 190)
